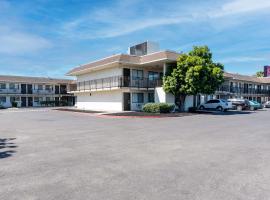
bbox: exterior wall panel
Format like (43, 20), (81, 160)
(76, 90), (123, 112)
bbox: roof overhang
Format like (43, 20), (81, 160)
(66, 51), (180, 76)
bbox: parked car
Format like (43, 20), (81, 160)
(199, 99), (232, 112)
(227, 99), (250, 111)
(264, 101), (270, 108)
(249, 100), (262, 110)
(0, 103), (6, 109)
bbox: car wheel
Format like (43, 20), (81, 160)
(236, 105), (243, 111)
(250, 106), (255, 111)
(199, 106), (205, 110)
(216, 106), (224, 112)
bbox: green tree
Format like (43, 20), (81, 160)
(163, 46), (224, 111)
(255, 71), (264, 77)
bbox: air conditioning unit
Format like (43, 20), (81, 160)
(128, 41), (160, 56)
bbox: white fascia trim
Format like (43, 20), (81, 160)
(68, 51), (179, 76)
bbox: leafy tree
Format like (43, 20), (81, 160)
(255, 71), (264, 77)
(163, 46), (224, 111)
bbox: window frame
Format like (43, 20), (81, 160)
(0, 96), (6, 103)
(0, 83), (6, 89)
(132, 93), (144, 103)
(132, 69), (144, 80)
(148, 71), (159, 81)
(148, 92), (155, 103)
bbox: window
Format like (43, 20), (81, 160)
(46, 97), (51, 101)
(0, 83), (6, 89)
(206, 100), (219, 104)
(148, 71), (159, 81)
(10, 96), (20, 102)
(45, 85), (51, 91)
(38, 85), (43, 90)
(0, 96), (6, 103)
(34, 97), (39, 102)
(132, 69), (143, 80)
(9, 83), (15, 89)
(148, 93), (155, 103)
(132, 93), (144, 103)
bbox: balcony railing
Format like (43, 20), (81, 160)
(217, 85), (270, 95)
(0, 88), (20, 94)
(32, 89), (54, 94)
(72, 76), (162, 92)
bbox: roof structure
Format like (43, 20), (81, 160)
(67, 51), (180, 75)
(0, 75), (74, 84)
(66, 48), (270, 84)
(224, 72), (270, 84)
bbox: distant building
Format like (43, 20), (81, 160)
(0, 75), (76, 108)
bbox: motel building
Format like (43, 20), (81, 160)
(67, 42), (270, 112)
(0, 75), (76, 108)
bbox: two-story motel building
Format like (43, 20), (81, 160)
(67, 42), (270, 112)
(0, 75), (75, 108)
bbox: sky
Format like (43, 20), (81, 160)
(0, 0), (269, 78)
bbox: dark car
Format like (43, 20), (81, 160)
(227, 99), (250, 111)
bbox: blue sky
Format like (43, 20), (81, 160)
(0, 0), (269, 78)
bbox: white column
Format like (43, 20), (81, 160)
(163, 63), (167, 75)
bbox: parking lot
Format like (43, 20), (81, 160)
(1, 108), (270, 200)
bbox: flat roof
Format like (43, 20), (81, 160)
(224, 72), (270, 84)
(67, 51), (181, 76)
(0, 75), (74, 84)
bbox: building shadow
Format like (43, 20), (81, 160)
(195, 110), (254, 115)
(0, 138), (17, 159)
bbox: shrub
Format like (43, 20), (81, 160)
(142, 103), (175, 113)
(11, 101), (18, 107)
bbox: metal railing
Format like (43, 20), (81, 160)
(32, 89), (54, 94)
(72, 76), (162, 92)
(0, 88), (20, 94)
(217, 85), (270, 95)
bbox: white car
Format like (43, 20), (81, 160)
(264, 101), (270, 108)
(199, 99), (232, 112)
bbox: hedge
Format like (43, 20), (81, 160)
(11, 101), (18, 107)
(142, 103), (175, 113)
(40, 100), (68, 107)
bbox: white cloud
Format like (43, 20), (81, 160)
(0, 29), (52, 54)
(217, 0), (270, 16)
(60, 0), (270, 40)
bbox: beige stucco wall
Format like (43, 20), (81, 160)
(77, 67), (123, 82)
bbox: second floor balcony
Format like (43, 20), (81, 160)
(217, 85), (270, 95)
(0, 88), (20, 94)
(71, 76), (162, 92)
(32, 89), (54, 94)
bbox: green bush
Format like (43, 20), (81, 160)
(11, 101), (18, 107)
(142, 103), (175, 113)
(40, 100), (68, 107)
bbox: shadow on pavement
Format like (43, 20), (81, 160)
(0, 138), (17, 159)
(195, 110), (254, 115)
